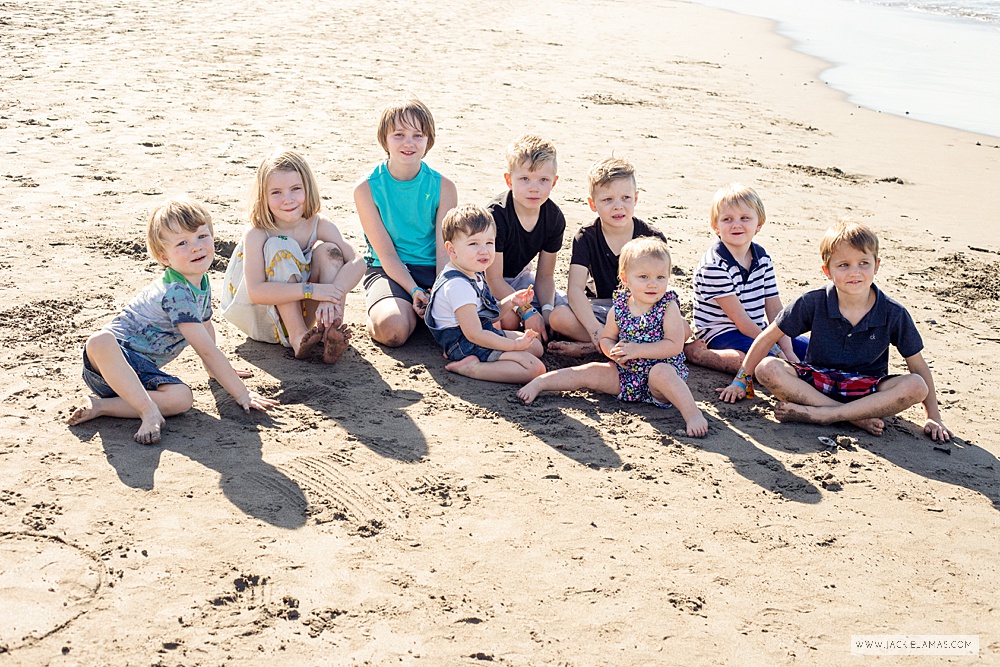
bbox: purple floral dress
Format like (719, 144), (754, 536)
(612, 288), (689, 407)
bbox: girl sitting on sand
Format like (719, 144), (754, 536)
(518, 237), (708, 437)
(221, 149), (364, 362)
(353, 98), (457, 347)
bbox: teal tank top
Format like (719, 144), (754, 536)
(365, 161), (441, 267)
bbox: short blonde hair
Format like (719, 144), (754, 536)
(442, 203), (495, 243)
(147, 198), (213, 265)
(710, 183), (766, 231)
(505, 134), (557, 174)
(377, 98), (436, 156)
(820, 219), (880, 266)
(587, 157), (636, 198)
(250, 149), (321, 232)
(618, 236), (671, 280)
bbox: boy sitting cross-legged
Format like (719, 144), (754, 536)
(548, 157), (667, 356)
(719, 219), (952, 441)
(484, 134), (568, 343)
(424, 203), (546, 384)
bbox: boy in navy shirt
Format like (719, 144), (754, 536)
(719, 220), (951, 441)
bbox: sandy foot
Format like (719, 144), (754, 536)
(774, 402), (885, 437)
(445, 356), (479, 376)
(322, 323), (351, 364)
(516, 379), (541, 405)
(67, 398), (97, 426)
(546, 340), (597, 357)
(295, 325), (325, 360)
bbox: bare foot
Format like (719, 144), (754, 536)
(849, 417), (885, 436)
(774, 402), (885, 437)
(322, 323), (351, 364)
(295, 325), (325, 360)
(773, 401), (821, 425)
(516, 380), (542, 405)
(135, 408), (166, 445)
(445, 356), (479, 376)
(546, 340), (597, 357)
(684, 411), (709, 438)
(67, 397), (97, 426)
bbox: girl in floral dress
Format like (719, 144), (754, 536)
(518, 237), (707, 436)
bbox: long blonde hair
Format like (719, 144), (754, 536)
(249, 149), (321, 232)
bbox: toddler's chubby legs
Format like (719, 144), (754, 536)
(517, 361), (621, 404)
(755, 357), (928, 436)
(67, 332), (193, 445)
(279, 242), (348, 361)
(446, 350), (546, 384)
(648, 363), (708, 437)
(683, 339), (744, 375)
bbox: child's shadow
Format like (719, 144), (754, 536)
(748, 411), (1000, 510)
(401, 334), (622, 469)
(235, 338), (428, 462)
(70, 393), (308, 529)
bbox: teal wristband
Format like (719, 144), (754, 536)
(520, 307), (539, 322)
(409, 286), (424, 299)
(730, 379), (747, 390)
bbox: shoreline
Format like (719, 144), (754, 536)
(687, 0), (1000, 140)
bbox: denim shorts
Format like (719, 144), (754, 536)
(433, 320), (504, 363)
(81, 343), (185, 398)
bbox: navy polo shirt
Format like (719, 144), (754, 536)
(775, 284), (923, 376)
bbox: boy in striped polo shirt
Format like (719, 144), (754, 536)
(684, 183), (807, 374)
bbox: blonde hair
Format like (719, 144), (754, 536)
(587, 156), (636, 198)
(147, 198), (213, 265)
(505, 134), (557, 174)
(377, 98), (436, 156)
(442, 203), (495, 243)
(820, 219), (880, 266)
(710, 182), (766, 231)
(249, 149), (321, 232)
(618, 236), (671, 281)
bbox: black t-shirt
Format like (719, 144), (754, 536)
(487, 191), (566, 278)
(569, 217), (666, 298)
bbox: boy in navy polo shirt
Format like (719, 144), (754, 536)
(718, 220), (952, 441)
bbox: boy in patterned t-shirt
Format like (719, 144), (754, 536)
(68, 198), (276, 444)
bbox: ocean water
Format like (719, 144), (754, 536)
(688, 0), (1000, 138)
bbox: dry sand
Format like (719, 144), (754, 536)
(1, 0), (998, 664)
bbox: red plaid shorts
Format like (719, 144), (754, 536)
(790, 363), (888, 403)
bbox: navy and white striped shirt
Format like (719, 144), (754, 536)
(693, 240), (779, 343)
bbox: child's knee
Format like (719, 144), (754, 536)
(898, 374), (929, 403)
(370, 314), (413, 347)
(755, 356), (791, 388)
(159, 383), (193, 415)
(527, 356), (547, 379)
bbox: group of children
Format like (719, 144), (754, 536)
(68, 98), (952, 445)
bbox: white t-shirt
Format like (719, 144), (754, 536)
(428, 265), (483, 329)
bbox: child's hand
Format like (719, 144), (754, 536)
(511, 329), (538, 351)
(411, 289), (429, 316)
(523, 311), (547, 343)
(312, 283), (347, 304)
(716, 384), (746, 403)
(315, 301), (343, 328)
(237, 390), (278, 413)
(924, 418), (953, 442)
(511, 285), (535, 308)
(609, 341), (640, 363)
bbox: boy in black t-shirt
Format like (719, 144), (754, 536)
(485, 134), (566, 343)
(548, 157), (666, 356)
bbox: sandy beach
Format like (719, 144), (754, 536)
(1, 0), (998, 664)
